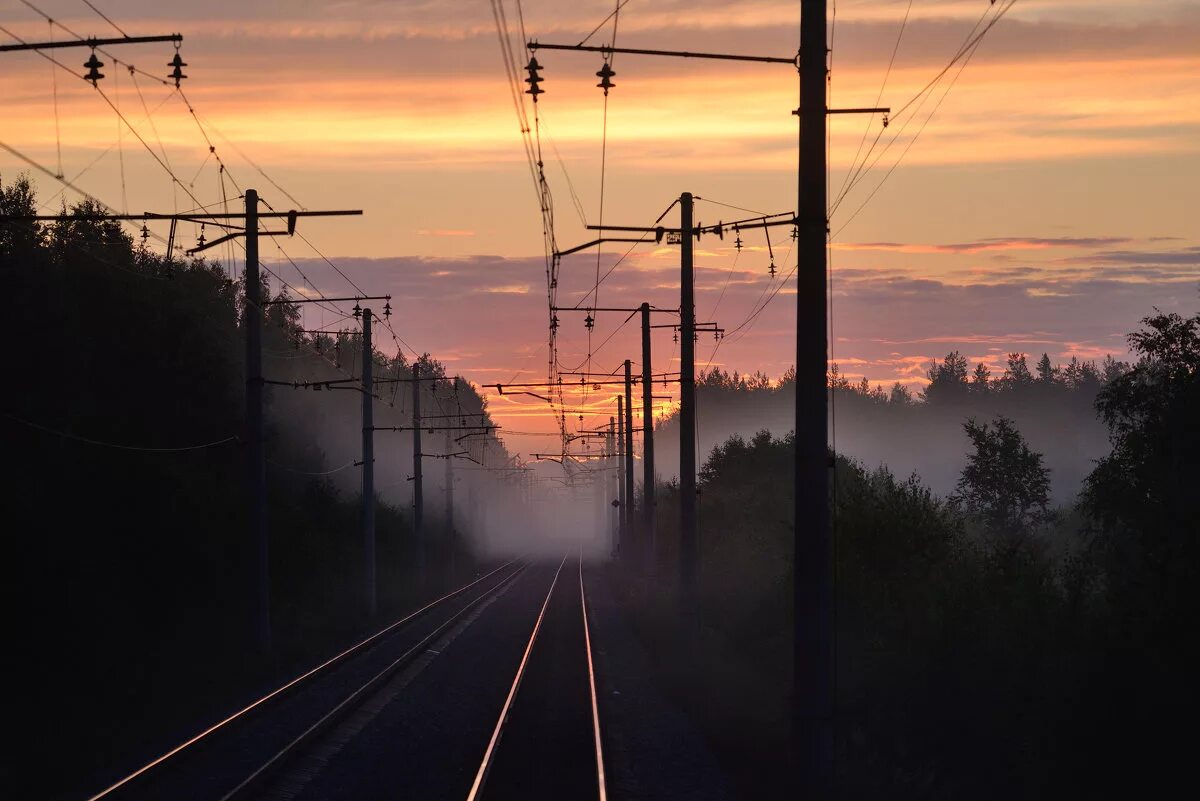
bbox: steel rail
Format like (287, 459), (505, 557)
(220, 561), (531, 801)
(84, 558), (522, 801)
(465, 554), (569, 801)
(579, 556), (609, 801)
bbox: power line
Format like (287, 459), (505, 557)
(80, 0), (128, 38)
(833, 0), (911, 205)
(5, 413), (237, 452)
(695, 197), (766, 216)
(15, 1), (178, 87)
(831, 0), (1017, 215)
(569, 197), (678, 309)
(0, 25), (218, 228)
(267, 458), (355, 476)
(578, 0), (632, 47)
(832, 2), (1007, 238)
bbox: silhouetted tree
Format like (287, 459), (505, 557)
(970, 361), (992, 395)
(1035, 352), (1058, 384)
(1084, 309), (1200, 589)
(889, 381), (914, 406)
(828, 362), (852, 391)
(1002, 352), (1035, 389)
(954, 415), (1050, 532)
(1101, 354), (1130, 383)
(924, 350), (970, 403)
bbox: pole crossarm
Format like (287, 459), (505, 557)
(527, 40), (797, 65)
(186, 210), (363, 254)
(531, 452), (613, 460)
(262, 295), (389, 307)
(555, 237), (646, 258)
(263, 378), (358, 389)
(373, 376), (452, 385)
(419, 412), (491, 419)
(551, 306), (678, 314)
(826, 107), (891, 115)
(492, 380), (638, 392)
(558, 370), (680, 379)
(0, 34), (182, 53)
(650, 322), (722, 330)
(585, 210), (795, 239)
(0, 210), (362, 222)
(0, 210), (363, 256)
(372, 425), (498, 433)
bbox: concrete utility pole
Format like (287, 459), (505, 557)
(609, 417), (618, 556)
(444, 428), (455, 531)
(623, 359), (635, 542)
(445, 425), (455, 578)
(412, 362), (424, 574)
(243, 189), (269, 652)
(640, 303), (656, 562)
(679, 191), (698, 610)
(797, 0), (833, 793)
(361, 309), (376, 617)
(616, 395), (626, 556)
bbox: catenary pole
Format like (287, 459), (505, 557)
(640, 302), (656, 565)
(412, 362), (424, 575)
(445, 424), (455, 577)
(679, 192), (697, 610)
(445, 428), (454, 530)
(623, 358), (635, 542)
(796, 0), (834, 794)
(243, 188), (269, 652)
(609, 417), (618, 556)
(361, 309), (376, 617)
(616, 395), (626, 557)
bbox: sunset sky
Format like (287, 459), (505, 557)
(2, 0), (1197, 454)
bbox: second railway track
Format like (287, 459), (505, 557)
(83, 553), (608, 801)
(87, 559), (530, 801)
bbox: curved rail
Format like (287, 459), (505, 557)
(86, 559), (522, 801)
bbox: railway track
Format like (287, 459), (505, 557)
(83, 553), (608, 801)
(467, 554), (607, 801)
(86, 559), (529, 801)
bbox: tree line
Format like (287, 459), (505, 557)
(631, 299), (1198, 797)
(1, 173), (507, 800)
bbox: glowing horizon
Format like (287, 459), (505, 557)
(2, 0), (1197, 454)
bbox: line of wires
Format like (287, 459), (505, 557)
(5, 412), (238, 452)
(490, 0), (575, 451)
(0, 20), (221, 238)
(830, 0), (1019, 231)
(582, 0), (622, 417)
(8, 3), (517, 475)
(9, 0), (438, 402)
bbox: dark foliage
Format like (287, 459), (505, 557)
(656, 351), (1124, 506)
(1, 175), (500, 800)
(627, 302), (1199, 797)
(953, 415), (1051, 532)
(1079, 310), (1200, 785)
